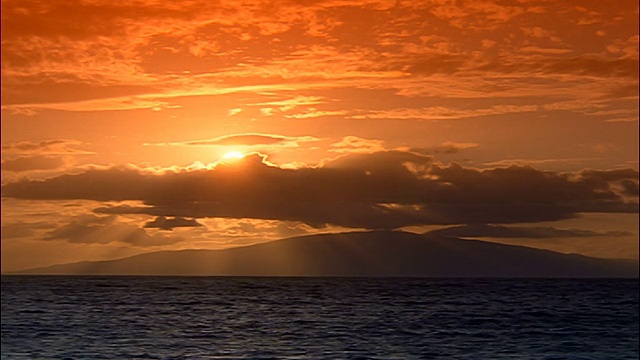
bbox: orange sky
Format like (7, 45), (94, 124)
(1, 0), (638, 272)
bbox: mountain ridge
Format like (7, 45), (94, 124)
(11, 231), (639, 277)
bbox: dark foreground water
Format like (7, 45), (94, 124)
(1, 276), (638, 359)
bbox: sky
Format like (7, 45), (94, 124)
(1, 0), (638, 272)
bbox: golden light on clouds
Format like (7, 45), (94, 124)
(222, 151), (246, 160)
(1, 0), (638, 272)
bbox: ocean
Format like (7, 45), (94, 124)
(1, 276), (638, 359)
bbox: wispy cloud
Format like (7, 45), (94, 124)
(1, 139), (93, 155)
(520, 46), (573, 54)
(483, 158), (602, 168)
(286, 109), (348, 119)
(250, 96), (326, 111)
(350, 105), (538, 120)
(329, 136), (386, 154)
(1, 140), (95, 179)
(144, 133), (319, 148)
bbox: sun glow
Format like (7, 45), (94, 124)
(222, 151), (245, 160)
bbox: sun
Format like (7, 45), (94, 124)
(222, 151), (245, 160)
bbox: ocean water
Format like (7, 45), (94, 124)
(1, 276), (638, 359)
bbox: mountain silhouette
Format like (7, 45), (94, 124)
(14, 231), (639, 277)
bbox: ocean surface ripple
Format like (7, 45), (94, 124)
(1, 276), (638, 359)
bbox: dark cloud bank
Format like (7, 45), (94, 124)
(2, 151), (638, 230)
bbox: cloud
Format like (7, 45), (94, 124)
(606, 35), (639, 59)
(520, 47), (573, 55)
(228, 108), (243, 116)
(143, 133), (320, 154)
(604, 116), (639, 123)
(2, 156), (66, 172)
(2, 97), (180, 114)
(426, 1), (524, 30)
(250, 96), (326, 111)
(483, 158), (601, 168)
(349, 105), (538, 120)
(285, 109), (348, 119)
(330, 136), (386, 153)
(0, 221), (52, 239)
(407, 142), (479, 155)
(402, 55), (466, 75)
(3, 151), (637, 229)
(424, 223), (633, 239)
(541, 57), (639, 79)
(144, 216), (203, 230)
(194, 218), (316, 244)
(1, 140), (92, 178)
(43, 214), (183, 247)
(1, 139), (93, 155)
(474, 55), (639, 80)
(260, 108), (275, 116)
(1, 0), (636, 122)
(437, 142), (479, 153)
